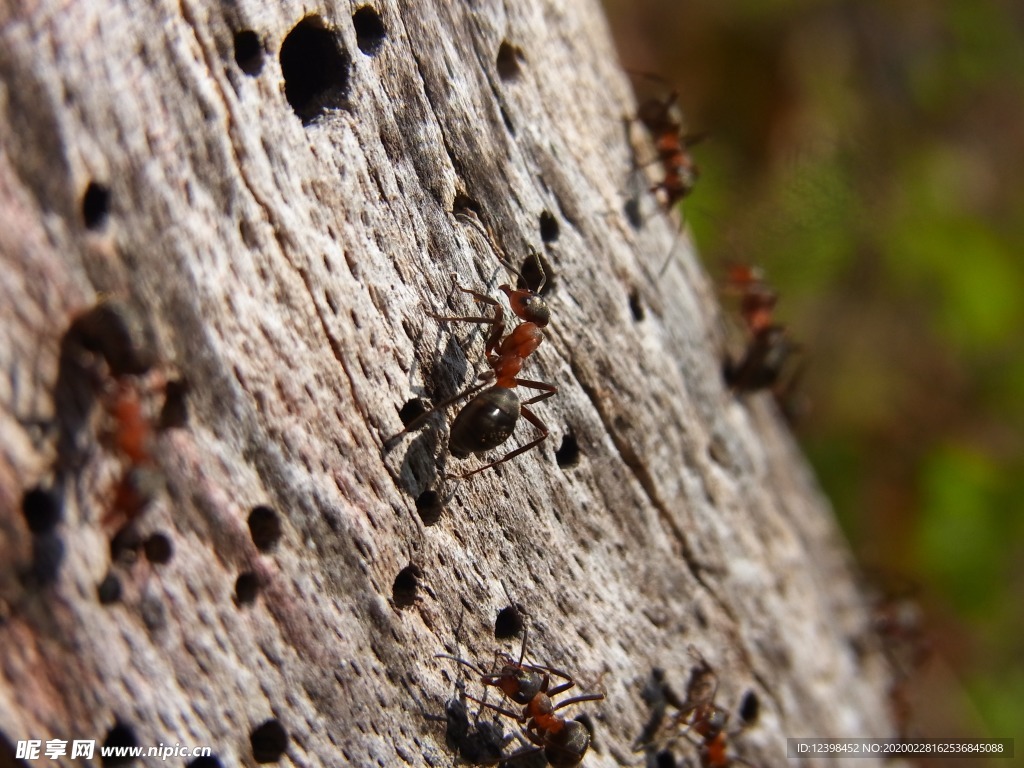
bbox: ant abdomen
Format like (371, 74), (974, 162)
(448, 387), (520, 458)
(544, 720), (591, 767)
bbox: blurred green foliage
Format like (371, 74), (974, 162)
(604, 0), (1024, 749)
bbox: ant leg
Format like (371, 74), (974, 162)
(430, 293), (506, 357)
(514, 378), (558, 405)
(464, 693), (525, 723)
(387, 379), (491, 442)
(435, 653), (487, 677)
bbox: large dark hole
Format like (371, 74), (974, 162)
(250, 719), (288, 763)
(280, 16), (351, 124)
(494, 604), (524, 639)
(21, 486), (62, 534)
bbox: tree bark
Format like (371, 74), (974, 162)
(0, 0), (892, 766)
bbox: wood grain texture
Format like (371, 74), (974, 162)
(0, 0), (893, 766)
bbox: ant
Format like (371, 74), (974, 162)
(394, 212), (557, 480)
(634, 86), (703, 213)
(721, 264), (798, 395)
(437, 629), (605, 767)
(639, 651), (756, 768)
(626, 72), (705, 274)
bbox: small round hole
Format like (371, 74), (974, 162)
(496, 41), (524, 81)
(624, 198), (643, 230)
(539, 211), (559, 243)
(98, 572), (122, 605)
(159, 377), (190, 429)
(555, 434), (580, 468)
(392, 564), (421, 608)
(352, 6), (386, 55)
(739, 689), (760, 724)
(110, 523), (143, 564)
(248, 506), (282, 552)
(143, 532), (174, 565)
(452, 194), (483, 219)
(251, 719), (288, 763)
(628, 289), (645, 322)
(494, 605), (524, 639)
(82, 181), (111, 230)
(234, 30), (264, 75)
(399, 398), (428, 429)
(102, 721), (138, 766)
(280, 16), (351, 124)
(415, 490), (443, 526)
(235, 571), (261, 605)
(21, 486), (62, 534)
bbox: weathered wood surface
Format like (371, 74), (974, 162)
(0, 0), (893, 766)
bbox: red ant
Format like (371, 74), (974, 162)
(437, 629), (605, 766)
(634, 86), (703, 213)
(721, 264), (798, 395)
(643, 651), (756, 768)
(395, 213), (557, 479)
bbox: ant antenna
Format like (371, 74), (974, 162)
(455, 211), (547, 293)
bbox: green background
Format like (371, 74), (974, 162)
(604, 0), (1024, 754)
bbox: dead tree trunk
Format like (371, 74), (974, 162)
(1, 0), (892, 765)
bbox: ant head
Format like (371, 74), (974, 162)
(543, 719), (591, 767)
(501, 286), (550, 327)
(694, 705), (729, 740)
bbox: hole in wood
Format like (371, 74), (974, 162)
(399, 398), (428, 428)
(97, 572), (122, 605)
(628, 289), (645, 322)
(555, 433), (580, 469)
(496, 40), (524, 81)
(415, 490), (443, 526)
(280, 16), (351, 124)
(248, 506), (282, 552)
(539, 210), (559, 243)
(494, 604), (524, 639)
(739, 689), (760, 724)
(352, 6), (386, 55)
(235, 571), (261, 606)
(452, 193), (483, 219)
(392, 564), (421, 608)
(102, 721), (138, 766)
(233, 30), (264, 75)
(82, 181), (111, 230)
(250, 719), (289, 763)
(143, 532), (174, 565)
(159, 377), (189, 429)
(22, 486), (62, 534)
